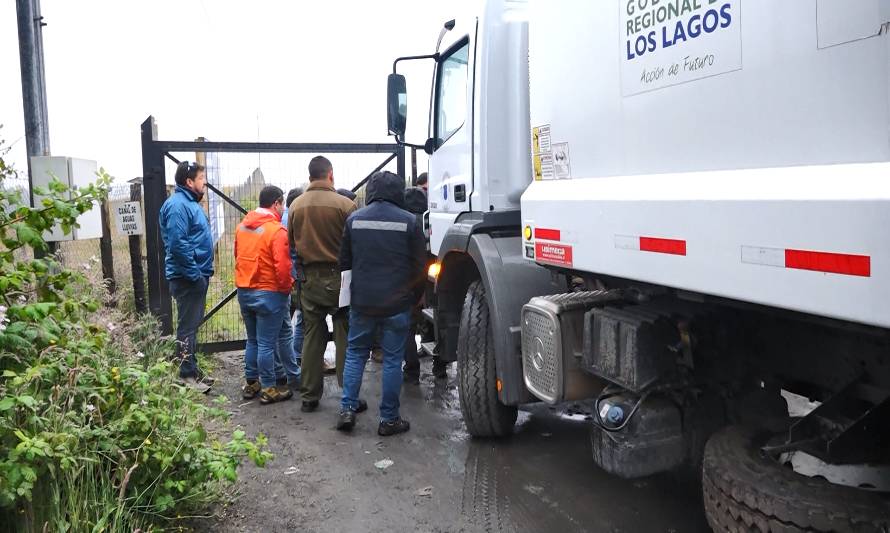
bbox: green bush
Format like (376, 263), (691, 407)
(0, 131), (271, 532)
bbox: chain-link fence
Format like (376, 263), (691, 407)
(192, 151), (404, 347)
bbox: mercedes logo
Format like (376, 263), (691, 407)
(532, 337), (546, 371)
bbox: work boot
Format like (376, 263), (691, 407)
(259, 386), (293, 405)
(242, 379), (261, 400)
(336, 410), (356, 432)
(378, 417), (410, 437)
(275, 384), (294, 400)
(301, 400), (319, 412)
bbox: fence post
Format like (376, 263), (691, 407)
(396, 145), (406, 181)
(129, 181), (147, 314)
(141, 116), (173, 334)
(99, 197), (116, 297)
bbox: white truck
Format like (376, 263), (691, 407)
(387, 0), (890, 530)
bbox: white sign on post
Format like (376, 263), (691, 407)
(620, 0), (743, 97)
(114, 201), (144, 236)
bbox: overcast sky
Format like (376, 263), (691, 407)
(1, 1), (471, 187)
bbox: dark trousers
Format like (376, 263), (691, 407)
(300, 265), (348, 403)
(403, 303), (434, 375)
(169, 277), (209, 378)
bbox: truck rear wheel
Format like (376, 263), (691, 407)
(457, 280), (518, 437)
(702, 425), (890, 532)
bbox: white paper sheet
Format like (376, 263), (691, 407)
(338, 270), (352, 308)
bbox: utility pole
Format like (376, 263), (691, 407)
(17, 0), (53, 256)
(16, 0), (51, 208)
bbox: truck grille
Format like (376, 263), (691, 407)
(521, 306), (562, 403)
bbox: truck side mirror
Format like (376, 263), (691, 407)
(424, 137), (438, 155)
(387, 73), (407, 138)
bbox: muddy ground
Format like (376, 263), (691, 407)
(204, 350), (710, 533)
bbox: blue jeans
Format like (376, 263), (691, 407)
(169, 276), (209, 379)
(341, 308), (411, 422)
(274, 300), (301, 384)
(238, 288), (289, 388)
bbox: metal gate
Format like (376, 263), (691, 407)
(140, 116), (407, 353)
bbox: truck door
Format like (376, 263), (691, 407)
(428, 33), (474, 257)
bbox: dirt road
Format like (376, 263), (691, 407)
(207, 350), (710, 533)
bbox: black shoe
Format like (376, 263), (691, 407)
(301, 400), (319, 412)
(403, 371), (420, 384)
(276, 377), (288, 387)
(336, 410), (356, 432)
(355, 399), (368, 413)
(378, 417), (410, 437)
(432, 359), (447, 380)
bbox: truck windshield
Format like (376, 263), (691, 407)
(435, 41), (469, 145)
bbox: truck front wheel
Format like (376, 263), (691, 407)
(457, 280), (518, 437)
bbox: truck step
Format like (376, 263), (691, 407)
(421, 307), (436, 324)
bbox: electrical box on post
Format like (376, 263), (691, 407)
(29, 156), (103, 242)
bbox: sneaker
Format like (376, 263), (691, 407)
(242, 379), (261, 400)
(378, 417), (410, 437)
(301, 400), (319, 412)
(181, 376), (212, 394)
(259, 386), (293, 405)
(336, 410), (356, 432)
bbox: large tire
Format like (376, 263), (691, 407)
(457, 280), (518, 437)
(702, 425), (890, 532)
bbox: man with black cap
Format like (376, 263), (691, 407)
(336, 171), (425, 436)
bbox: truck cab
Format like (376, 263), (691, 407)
(388, 1), (890, 530)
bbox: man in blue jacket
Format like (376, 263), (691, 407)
(336, 171), (425, 436)
(159, 161), (215, 391)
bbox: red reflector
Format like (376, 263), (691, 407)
(785, 249), (871, 277)
(534, 228), (561, 241)
(639, 237), (687, 256)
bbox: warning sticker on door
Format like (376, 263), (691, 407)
(535, 242), (573, 267)
(532, 125), (551, 154)
(539, 153), (555, 180)
(532, 124), (553, 181)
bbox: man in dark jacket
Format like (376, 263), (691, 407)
(336, 171), (425, 436)
(159, 161), (214, 392)
(401, 186), (431, 382)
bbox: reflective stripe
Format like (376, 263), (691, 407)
(237, 225), (265, 234)
(352, 220), (408, 232)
